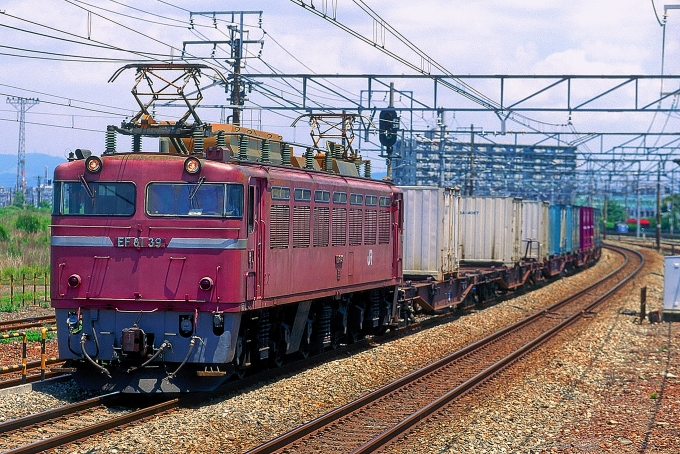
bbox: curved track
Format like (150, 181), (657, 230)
(245, 245), (643, 454)
(0, 246), (632, 453)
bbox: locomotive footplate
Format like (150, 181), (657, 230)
(71, 362), (235, 393)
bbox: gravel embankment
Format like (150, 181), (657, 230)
(3, 244), (675, 453)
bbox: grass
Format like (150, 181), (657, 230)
(0, 330), (57, 344)
(0, 206), (51, 313)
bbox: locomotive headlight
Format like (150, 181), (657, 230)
(67, 274), (82, 288)
(184, 156), (201, 174)
(85, 156), (102, 174)
(179, 315), (194, 337)
(199, 277), (213, 291)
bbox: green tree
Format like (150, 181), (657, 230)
(12, 191), (25, 208)
(15, 213), (44, 234)
(606, 200), (626, 223)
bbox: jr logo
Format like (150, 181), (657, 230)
(367, 249), (373, 266)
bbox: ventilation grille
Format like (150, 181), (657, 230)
(293, 206), (310, 248)
(378, 210), (391, 244)
(349, 209), (363, 246)
(332, 208), (347, 246)
(270, 205), (290, 249)
(365, 210), (377, 245)
(314, 207), (330, 247)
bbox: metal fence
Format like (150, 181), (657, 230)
(0, 273), (50, 306)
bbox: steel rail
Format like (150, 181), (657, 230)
(0, 371), (65, 390)
(0, 358), (62, 376)
(0, 393), (120, 434)
(2, 395), (180, 454)
(355, 245), (643, 453)
(0, 316), (56, 332)
(246, 245), (642, 454)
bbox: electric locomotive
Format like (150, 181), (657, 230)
(51, 64), (403, 392)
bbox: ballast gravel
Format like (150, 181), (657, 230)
(1, 243), (676, 453)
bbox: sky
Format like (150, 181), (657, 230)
(0, 0), (678, 176)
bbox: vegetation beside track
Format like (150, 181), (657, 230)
(0, 205), (51, 312)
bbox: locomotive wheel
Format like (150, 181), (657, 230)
(347, 326), (361, 344)
(330, 330), (343, 350)
(298, 337), (310, 359)
(234, 335), (248, 379)
(272, 339), (286, 368)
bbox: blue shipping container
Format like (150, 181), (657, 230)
(548, 204), (563, 256)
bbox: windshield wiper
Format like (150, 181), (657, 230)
(78, 174), (95, 199)
(188, 176), (206, 200)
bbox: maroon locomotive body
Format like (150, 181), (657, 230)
(51, 126), (402, 392)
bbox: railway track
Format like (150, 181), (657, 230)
(0, 250), (621, 453)
(246, 244), (643, 454)
(0, 316), (56, 333)
(0, 363), (65, 390)
(0, 392), (181, 454)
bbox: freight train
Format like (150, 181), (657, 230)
(50, 65), (600, 392)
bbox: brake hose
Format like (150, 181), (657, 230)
(81, 332), (111, 378)
(127, 340), (172, 373)
(169, 336), (202, 378)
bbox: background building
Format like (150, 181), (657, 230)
(392, 135), (577, 204)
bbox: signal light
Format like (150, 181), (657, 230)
(184, 156), (201, 174)
(199, 277), (214, 291)
(85, 156), (102, 174)
(379, 108), (399, 147)
(67, 274), (81, 288)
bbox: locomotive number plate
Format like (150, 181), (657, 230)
(116, 237), (165, 248)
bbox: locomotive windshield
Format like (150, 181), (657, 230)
(146, 182), (243, 218)
(53, 181), (136, 216)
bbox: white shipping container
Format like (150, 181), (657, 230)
(401, 186), (459, 279)
(664, 256), (680, 310)
(459, 196), (522, 265)
(521, 201), (550, 260)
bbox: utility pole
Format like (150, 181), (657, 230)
(438, 109), (446, 188)
(7, 97), (39, 195)
(469, 124), (475, 196)
(184, 11), (264, 127)
(657, 161), (662, 250)
(36, 176), (41, 208)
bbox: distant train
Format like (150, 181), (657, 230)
(50, 64), (600, 392)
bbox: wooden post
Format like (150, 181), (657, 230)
(640, 286), (647, 324)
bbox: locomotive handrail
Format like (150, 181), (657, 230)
(114, 308), (159, 313)
(147, 226), (241, 231)
(50, 225), (133, 229)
